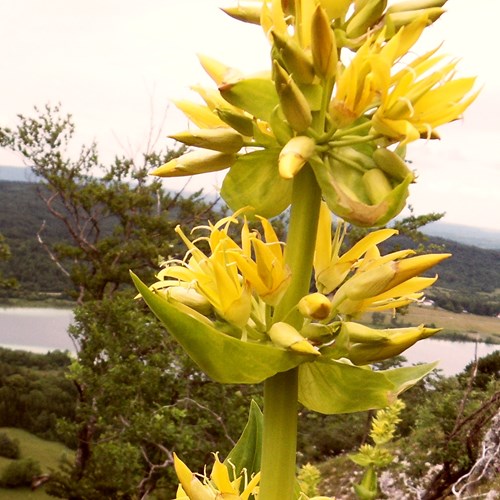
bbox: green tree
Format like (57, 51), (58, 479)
(0, 104), (258, 498)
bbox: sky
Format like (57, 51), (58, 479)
(1, 0), (499, 230)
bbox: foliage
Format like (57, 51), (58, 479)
(349, 400), (405, 499)
(399, 352), (500, 499)
(0, 458), (41, 488)
(0, 232), (17, 291)
(0, 432), (20, 459)
(0, 104), (271, 498)
(0, 350), (76, 443)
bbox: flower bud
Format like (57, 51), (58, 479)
(173, 100), (226, 129)
(331, 262), (397, 309)
(268, 322), (320, 356)
(311, 5), (338, 80)
(347, 324), (441, 365)
(318, 0), (352, 20)
(164, 286), (213, 316)
(279, 136), (316, 179)
(386, 7), (445, 29)
(298, 292), (332, 320)
(169, 128), (245, 153)
(216, 108), (255, 137)
(151, 150), (237, 177)
(270, 105), (293, 145)
(386, 0), (446, 14)
(373, 148), (414, 182)
(273, 61), (313, 132)
(340, 321), (390, 343)
(271, 30), (315, 84)
(221, 2), (263, 25)
(363, 168), (393, 205)
(346, 0), (387, 39)
(198, 54), (242, 86)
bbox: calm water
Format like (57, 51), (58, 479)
(0, 307), (75, 353)
(0, 307), (498, 376)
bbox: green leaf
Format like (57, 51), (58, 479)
(219, 78), (279, 122)
(131, 272), (307, 384)
(225, 400), (263, 478)
(298, 359), (437, 414)
(221, 150), (292, 218)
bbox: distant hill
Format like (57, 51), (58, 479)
(1, 179), (499, 316)
(421, 221), (500, 250)
(2, 165), (500, 250)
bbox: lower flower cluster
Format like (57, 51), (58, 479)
(147, 204), (449, 367)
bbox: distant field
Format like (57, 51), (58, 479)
(365, 305), (500, 343)
(0, 428), (73, 499)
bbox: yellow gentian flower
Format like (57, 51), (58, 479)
(174, 453), (260, 500)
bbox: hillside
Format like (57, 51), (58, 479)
(1, 179), (500, 315)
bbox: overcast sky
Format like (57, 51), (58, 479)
(1, 0), (499, 230)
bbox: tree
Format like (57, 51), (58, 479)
(0, 233), (17, 290)
(0, 104), (258, 498)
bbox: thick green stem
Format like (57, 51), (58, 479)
(259, 166), (321, 500)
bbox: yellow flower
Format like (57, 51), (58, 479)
(373, 48), (478, 144)
(151, 212), (290, 325)
(331, 250), (451, 315)
(231, 216), (291, 306)
(154, 216), (252, 328)
(314, 201), (398, 294)
(174, 453), (260, 500)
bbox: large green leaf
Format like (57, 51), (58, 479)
(298, 358), (437, 414)
(219, 78), (279, 122)
(131, 273), (307, 384)
(225, 400), (262, 478)
(221, 149), (292, 218)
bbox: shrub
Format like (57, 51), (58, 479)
(0, 458), (41, 488)
(0, 432), (20, 459)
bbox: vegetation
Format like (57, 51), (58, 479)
(1, 179), (499, 316)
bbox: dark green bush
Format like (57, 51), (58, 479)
(0, 458), (41, 488)
(0, 432), (20, 459)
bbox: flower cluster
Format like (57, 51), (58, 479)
(147, 206), (448, 366)
(152, 0), (477, 226)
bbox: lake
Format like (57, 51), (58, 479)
(0, 307), (498, 376)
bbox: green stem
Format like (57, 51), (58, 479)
(259, 166), (321, 500)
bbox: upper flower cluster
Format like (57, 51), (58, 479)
(153, 0), (477, 226)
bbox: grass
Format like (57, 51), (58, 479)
(0, 428), (73, 499)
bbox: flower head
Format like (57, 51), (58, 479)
(174, 453), (260, 500)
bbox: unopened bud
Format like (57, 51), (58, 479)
(198, 54), (242, 86)
(221, 2), (263, 25)
(386, 7), (445, 29)
(151, 151), (237, 177)
(169, 129), (244, 154)
(348, 324), (441, 364)
(268, 322), (320, 356)
(363, 168), (393, 205)
(174, 100), (226, 129)
(279, 136), (316, 179)
(311, 5), (338, 80)
(346, 0), (387, 39)
(216, 109), (255, 137)
(386, 0), (447, 14)
(298, 292), (332, 320)
(373, 148), (414, 182)
(274, 61), (313, 132)
(271, 30), (315, 84)
(165, 286), (213, 316)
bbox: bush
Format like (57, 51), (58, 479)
(0, 432), (20, 459)
(0, 458), (41, 488)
